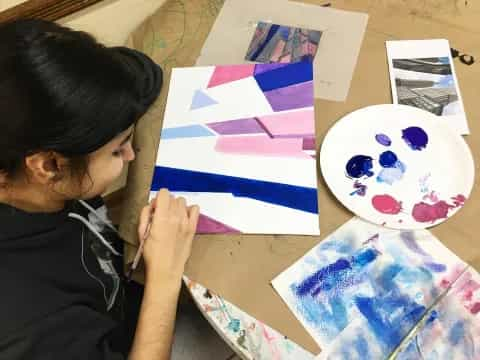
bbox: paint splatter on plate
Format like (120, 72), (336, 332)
(320, 104), (474, 229)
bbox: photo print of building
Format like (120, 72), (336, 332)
(393, 57), (460, 116)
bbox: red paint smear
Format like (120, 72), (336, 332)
(470, 302), (480, 314)
(411, 201), (452, 223)
(451, 194), (467, 207)
(412, 194), (467, 223)
(372, 194), (402, 215)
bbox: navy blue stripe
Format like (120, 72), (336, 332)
(151, 166), (318, 214)
(254, 61), (313, 92)
(250, 24), (280, 61)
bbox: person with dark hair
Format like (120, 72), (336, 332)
(0, 19), (199, 360)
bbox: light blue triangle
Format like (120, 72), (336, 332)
(190, 89), (218, 110)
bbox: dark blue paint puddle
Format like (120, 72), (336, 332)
(375, 133), (392, 146)
(379, 151), (398, 168)
(402, 127), (428, 151)
(346, 155), (374, 178)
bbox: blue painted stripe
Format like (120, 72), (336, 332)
(254, 61), (313, 92)
(151, 166), (318, 214)
(162, 125), (215, 139)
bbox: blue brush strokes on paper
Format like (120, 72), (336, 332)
(162, 125), (215, 139)
(190, 89), (218, 110)
(294, 247), (379, 297)
(254, 61), (313, 92)
(449, 321), (465, 345)
(355, 292), (426, 350)
(355, 336), (371, 359)
(151, 166), (318, 213)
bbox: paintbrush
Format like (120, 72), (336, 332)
(387, 266), (470, 359)
(126, 214), (153, 282)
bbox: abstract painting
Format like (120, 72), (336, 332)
(245, 22), (322, 63)
(386, 39), (469, 135)
(320, 104), (474, 229)
(272, 217), (479, 359)
(151, 62), (319, 235)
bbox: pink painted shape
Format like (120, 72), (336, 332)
(451, 194), (466, 207)
(371, 194), (402, 215)
(207, 65), (255, 88)
(215, 135), (311, 158)
(196, 213), (240, 234)
(257, 109), (314, 137)
(412, 201), (452, 223)
(302, 137), (316, 150)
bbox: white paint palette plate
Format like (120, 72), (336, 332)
(320, 104), (474, 229)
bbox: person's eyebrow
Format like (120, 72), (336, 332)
(119, 131), (134, 146)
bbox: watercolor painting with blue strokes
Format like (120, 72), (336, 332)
(272, 217), (477, 359)
(151, 62), (319, 235)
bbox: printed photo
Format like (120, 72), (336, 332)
(245, 22), (322, 63)
(393, 57), (461, 116)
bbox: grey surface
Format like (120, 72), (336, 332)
(172, 301), (235, 360)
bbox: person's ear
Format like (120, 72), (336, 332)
(24, 152), (68, 184)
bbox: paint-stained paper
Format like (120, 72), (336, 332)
(196, 0), (368, 102)
(387, 39), (469, 135)
(151, 62), (320, 235)
(272, 217), (480, 359)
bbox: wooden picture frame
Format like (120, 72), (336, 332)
(0, 0), (104, 24)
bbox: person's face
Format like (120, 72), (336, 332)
(78, 125), (135, 199)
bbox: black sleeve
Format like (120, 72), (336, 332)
(0, 305), (126, 360)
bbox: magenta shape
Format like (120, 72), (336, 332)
(196, 213), (241, 234)
(207, 64), (255, 88)
(302, 137), (316, 150)
(264, 81), (313, 111)
(254, 63), (290, 76)
(207, 117), (265, 135)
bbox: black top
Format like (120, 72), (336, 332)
(0, 197), (129, 360)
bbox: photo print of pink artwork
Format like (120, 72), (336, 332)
(245, 22), (322, 64)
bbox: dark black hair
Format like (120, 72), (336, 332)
(0, 19), (162, 182)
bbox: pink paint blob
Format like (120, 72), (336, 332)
(371, 194), (403, 215)
(412, 201), (452, 223)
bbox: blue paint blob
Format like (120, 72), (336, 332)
(346, 155), (374, 178)
(449, 321), (465, 345)
(402, 126), (429, 151)
(375, 133), (392, 146)
(329, 297), (348, 332)
(376, 160), (406, 185)
(379, 151), (398, 168)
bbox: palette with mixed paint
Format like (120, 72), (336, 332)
(320, 104), (474, 229)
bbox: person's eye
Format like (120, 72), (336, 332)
(112, 149), (122, 157)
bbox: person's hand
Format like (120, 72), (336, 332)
(137, 188), (199, 284)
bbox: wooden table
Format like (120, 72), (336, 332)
(120, 0), (480, 355)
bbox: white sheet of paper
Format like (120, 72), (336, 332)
(272, 217), (469, 358)
(195, 0), (368, 102)
(386, 39), (469, 135)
